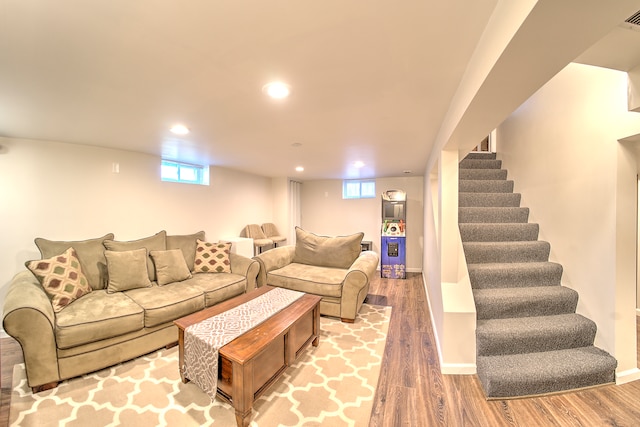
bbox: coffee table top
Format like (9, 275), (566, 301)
(174, 286), (322, 363)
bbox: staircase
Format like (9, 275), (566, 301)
(459, 152), (617, 399)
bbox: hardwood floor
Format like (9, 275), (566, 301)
(2, 273), (640, 426)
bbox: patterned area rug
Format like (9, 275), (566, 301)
(10, 304), (391, 427)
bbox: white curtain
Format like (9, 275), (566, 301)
(288, 179), (302, 244)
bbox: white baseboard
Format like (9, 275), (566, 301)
(0, 328), (8, 339)
(616, 367), (640, 385)
(440, 363), (477, 375)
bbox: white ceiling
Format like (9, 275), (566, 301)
(1, 1), (638, 180)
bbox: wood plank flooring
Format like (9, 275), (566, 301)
(2, 273), (640, 426)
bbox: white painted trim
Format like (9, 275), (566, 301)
(440, 363), (477, 375)
(406, 267), (422, 273)
(616, 367), (640, 385)
(636, 308), (640, 316)
(423, 272), (446, 373)
(0, 328), (8, 339)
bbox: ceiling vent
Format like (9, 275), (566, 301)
(625, 10), (640, 26)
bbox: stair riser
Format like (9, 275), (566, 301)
(468, 263), (563, 289)
(459, 207), (529, 223)
(474, 289), (578, 320)
(459, 169), (507, 180)
(476, 347), (617, 398)
(463, 152), (497, 160)
(459, 180), (514, 193)
(459, 159), (502, 169)
(459, 192), (521, 207)
(460, 223), (539, 242)
(464, 242), (550, 264)
(476, 317), (597, 356)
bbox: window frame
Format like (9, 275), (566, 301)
(161, 160), (210, 186)
(342, 179), (376, 199)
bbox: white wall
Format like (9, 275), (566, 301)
(300, 176), (424, 272)
(497, 63), (640, 378)
(0, 137), (274, 311)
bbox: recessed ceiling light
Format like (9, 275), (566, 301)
(263, 81), (291, 99)
(295, 166), (304, 172)
(354, 161), (365, 168)
(170, 124), (189, 135)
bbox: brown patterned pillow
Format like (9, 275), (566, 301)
(26, 247), (92, 312)
(194, 240), (231, 273)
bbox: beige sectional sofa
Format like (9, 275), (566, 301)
(2, 230), (259, 392)
(253, 227), (379, 322)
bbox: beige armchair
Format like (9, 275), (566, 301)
(253, 227), (379, 322)
(261, 223), (286, 247)
(242, 224), (272, 255)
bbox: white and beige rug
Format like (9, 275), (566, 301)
(10, 304), (391, 427)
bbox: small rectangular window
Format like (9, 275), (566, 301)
(342, 179), (376, 199)
(161, 160), (209, 185)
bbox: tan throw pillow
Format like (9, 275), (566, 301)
(105, 248), (153, 293)
(166, 231), (205, 272)
(150, 249), (193, 286)
(35, 233), (114, 290)
(103, 231), (166, 282)
(194, 240), (231, 273)
(292, 227), (364, 269)
(26, 247), (92, 312)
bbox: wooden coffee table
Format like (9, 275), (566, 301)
(174, 286), (321, 427)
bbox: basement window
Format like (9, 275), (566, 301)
(161, 160), (209, 185)
(342, 179), (376, 199)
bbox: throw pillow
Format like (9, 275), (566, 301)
(149, 249), (193, 286)
(26, 247), (92, 312)
(103, 230), (166, 282)
(35, 233), (114, 290)
(292, 226), (364, 269)
(194, 240), (231, 273)
(166, 231), (205, 272)
(105, 248), (153, 293)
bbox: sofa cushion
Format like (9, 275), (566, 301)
(124, 281), (205, 328)
(194, 240), (231, 273)
(26, 247), (92, 313)
(103, 231), (167, 282)
(150, 249), (192, 286)
(267, 263), (346, 297)
(166, 231), (205, 271)
(186, 272), (247, 307)
(54, 289), (145, 349)
(292, 227), (364, 269)
(105, 248), (153, 293)
(35, 233), (114, 290)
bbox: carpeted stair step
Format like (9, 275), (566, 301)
(477, 346), (617, 398)
(473, 286), (578, 319)
(459, 180), (514, 193)
(459, 169), (507, 180)
(459, 207), (529, 223)
(459, 223), (539, 242)
(459, 192), (521, 207)
(459, 159), (502, 169)
(464, 241), (550, 264)
(468, 262), (563, 289)
(476, 314), (596, 357)
(464, 152), (496, 160)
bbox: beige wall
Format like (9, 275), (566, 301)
(0, 136), (274, 310)
(300, 176), (424, 272)
(497, 63), (640, 379)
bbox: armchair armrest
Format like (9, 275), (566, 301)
(253, 245), (296, 287)
(2, 271), (60, 390)
(341, 250), (380, 322)
(229, 252), (260, 291)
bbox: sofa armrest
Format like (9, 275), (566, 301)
(229, 252), (260, 292)
(2, 271), (60, 389)
(253, 245), (296, 287)
(341, 250), (380, 322)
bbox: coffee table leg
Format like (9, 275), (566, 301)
(312, 304), (320, 347)
(232, 360), (253, 427)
